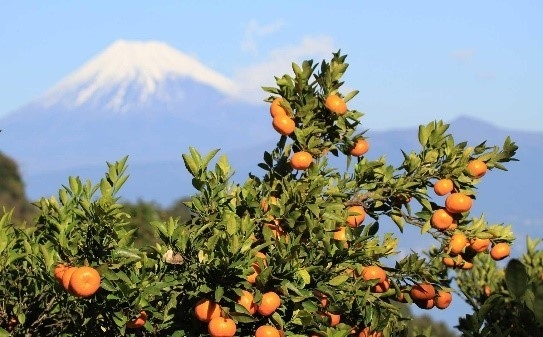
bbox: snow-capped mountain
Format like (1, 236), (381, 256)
(39, 40), (239, 113)
(0, 40), (273, 172)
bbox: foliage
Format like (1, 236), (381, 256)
(0, 52), (519, 336)
(0, 152), (35, 223)
(456, 238), (543, 337)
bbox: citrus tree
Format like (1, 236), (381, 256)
(0, 52), (519, 336)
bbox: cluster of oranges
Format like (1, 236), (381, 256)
(401, 283), (453, 311)
(53, 264), (101, 298)
(431, 159), (511, 271)
(268, 95), (369, 172)
(193, 294), (282, 337)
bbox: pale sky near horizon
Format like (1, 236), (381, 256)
(1, 1), (542, 132)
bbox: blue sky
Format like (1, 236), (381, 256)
(1, 1), (542, 133)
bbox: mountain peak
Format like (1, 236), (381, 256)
(38, 39), (238, 112)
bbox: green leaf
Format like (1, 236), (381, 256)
(329, 275), (349, 286)
(532, 282), (543, 325)
(418, 124), (430, 146)
(182, 153), (199, 176)
(505, 259), (528, 299)
(296, 268), (311, 286)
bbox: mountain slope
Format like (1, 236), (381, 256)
(0, 40), (272, 175)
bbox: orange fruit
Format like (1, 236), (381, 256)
(257, 291), (281, 316)
(247, 269), (259, 284)
(467, 159), (487, 178)
(54, 264), (68, 283)
(194, 299), (222, 322)
(247, 252), (266, 284)
(372, 278), (390, 293)
(270, 97), (287, 117)
(313, 290), (329, 308)
(69, 266), (101, 298)
(350, 139), (369, 157)
(327, 312), (341, 327)
(449, 232), (468, 255)
(208, 317), (236, 337)
(410, 283), (436, 301)
(126, 310), (147, 329)
(415, 298), (435, 310)
(290, 151), (312, 170)
(61, 267), (77, 293)
(264, 221), (288, 241)
(431, 209), (455, 231)
(361, 265), (386, 283)
(435, 291), (452, 309)
(442, 255), (462, 268)
(238, 290), (257, 315)
(346, 205), (366, 228)
(272, 115), (295, 136)
(433, 178), (454, 196)
(490, 242), (511, 261)
(255, 325), (281, 337)
(333, 226), (347, 241)
(358, 327), (383, 337)
(469, 238), (491, 253)
(324, 94), (348, 115)
(460, 259), (474, 270)
(483, 285), (492, 297)
(445, 193), (473, 213)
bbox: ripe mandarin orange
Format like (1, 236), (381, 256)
(248, 253), (266, 285)
(257, 292), (281, 316)
(350, 139), (369, 157)
(431, 209), (455, 231)
(346, 205), (366, 227)
(126, 311), (147, 329)
(410, 283), (436, 301)
(61, 266), (77, 293)
(313, 290), (329, 308)
(445, 193), (473, 213)
(435, 291), (453, 309)
(69, 266), (101, 298)
(238, 290), (257, 315)
(324, 94), (348, 115)
(290, 151), (312, 170)
(467, 159), (487, 178)
(272, 115), (295, 136)
(333, 226), (347, 241)
(327, 312), (341, 327)
(433, 178), (454, 196)
(361, 265), (386, 283)
(490, 242), (511, 261)
(449, 232), (468, 255)
(208, 317), (236, 337)
(255, 325), (281, 337)
(415, 298), (435, 310)
(442, 255), (462, 268)
(270, 97), (287, 117)
(54, 264), (68, 283)
(371, 278), (390, 293)
(194, 299), (221, 322)
(469, 238), (491, 253)
(358, 327), (383, 337)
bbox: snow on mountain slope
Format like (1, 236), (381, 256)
(38, 40), (239, 113)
